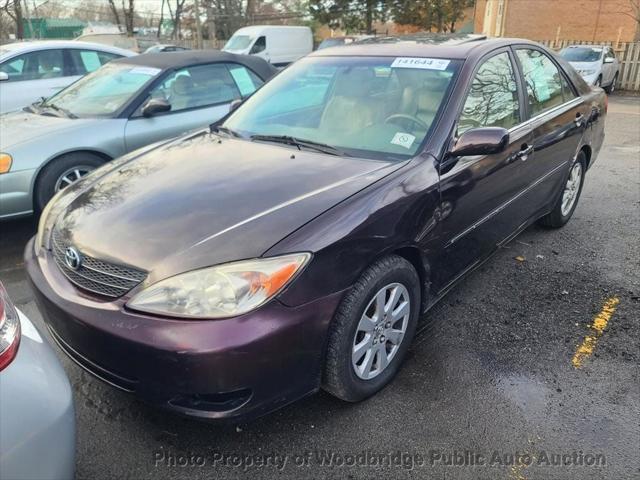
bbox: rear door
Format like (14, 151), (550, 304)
(512, 47), (588, 217)
(431, 48), (535, 292)
(124, 62), (263, 151)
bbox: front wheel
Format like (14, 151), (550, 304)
(322, 255), (420, 402)
(35, 152), (105, 212)
(538, 152), (586, 228)
(605, 73), (618, 94)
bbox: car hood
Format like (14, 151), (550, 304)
(568, 61), (599, 71)
(56, 132), (404, 283)
(0, 110), (98, 149)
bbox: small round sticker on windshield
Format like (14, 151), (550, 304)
(391, 132), (416, 149)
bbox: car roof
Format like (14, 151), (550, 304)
(113, 49), (278, 79)
(310, 34), (541, 60)
(0, 40), (135, 57)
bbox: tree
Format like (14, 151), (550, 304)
(167, 0), (188, 39)
(1, 0), (24, 39)
(309, 0), (388, 34)
(123, 0), (135, 36)
(392, 0), (473, 33)
(616, 0), (640, 29)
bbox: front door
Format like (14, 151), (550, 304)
(124, 62), (263, 152)
(431, 49), (534, 293)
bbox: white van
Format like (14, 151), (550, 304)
(223, 26), (313, 66)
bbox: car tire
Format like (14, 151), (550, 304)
(605, 73), (618, 94)
(322, 255), (420, 402)
(594, 76), (602, 88)
(35, 152), (105, 212)
(538, 151), (586, 228)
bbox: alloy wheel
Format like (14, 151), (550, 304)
(54, 165), (94, 192)
(561, 162), (583, 216)
(352, 282), (410, 380)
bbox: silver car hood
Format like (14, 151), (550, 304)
(0, 111), (101, 150)
(568, 61), (599, 71)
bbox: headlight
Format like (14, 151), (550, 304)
(0, 153), (12, 174)
(127, 253), (311, 318)
(578, 69), (596, 76)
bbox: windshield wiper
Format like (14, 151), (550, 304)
(211, 125), (242, 138)
(42, 102), (77, 119)
(250, 135), (349, 157)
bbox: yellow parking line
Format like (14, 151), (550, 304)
(572, 297), (619, 368)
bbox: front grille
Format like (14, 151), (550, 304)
(51, 228), (147, 298)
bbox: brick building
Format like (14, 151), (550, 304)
(474, 0), (639, 42)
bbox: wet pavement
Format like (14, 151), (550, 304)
(0, 95), (638, 480)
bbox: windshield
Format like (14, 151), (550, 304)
(224, 56), (460, 160)
(224, 35), (253, 51)
(40, 62), (160, 118)
(560, 47), (603, 62)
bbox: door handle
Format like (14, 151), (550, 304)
(574, 113), (585, 127)
(515, 144), (534, 161)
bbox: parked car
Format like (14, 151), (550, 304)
(26, 36), (606, 422)
(559, 44), (619, 92)
(317, 35), (373, 49)
(223, 25), (313, 66)
(75, 33), (140, 52)
(0, 282), (75, 479)
(144, 44), (190, 54)
(0, 40), (135, 113)
(0, 50), (276, 220)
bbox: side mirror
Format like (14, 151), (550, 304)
(449, 127), (509, 157)
(229, 98), (243, 112)
(141, 97), (171, 117)
(0, 72), (8, 81)
(603, 57), (614, 64)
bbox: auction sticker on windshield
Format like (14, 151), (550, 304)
(391, 132), (416, 149)
(391, 57), (450, 70)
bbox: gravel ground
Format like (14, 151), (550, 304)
(0, 95), (638, 480)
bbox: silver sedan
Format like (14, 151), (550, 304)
(0, 282), (75, 480)
(0, 50), (276, 219)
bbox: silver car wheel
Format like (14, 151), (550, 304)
(54, 165), (94, 192)
(561, 162), (582, 217)
(352, 282), (410, 380)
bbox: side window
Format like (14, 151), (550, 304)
(458, 51), (520, 134)
(516, 49), (565, 116)
(250, 36), (266, 54)
(0, 49), (65, 81)
(227, 64), (264, 97)
(145, 63), (241, 114)
(68, 50), (123, 76)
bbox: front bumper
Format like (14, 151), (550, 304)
(25, 237), (343, 421)
(0, 309), (75, 480)
(0, 168), (35, 219)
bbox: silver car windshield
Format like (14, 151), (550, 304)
(560, 47), (603, 62)
(224, 56), (460, 160)
(41, 63), (161, 118)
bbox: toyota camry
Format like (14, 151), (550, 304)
(26, 35), (606, 421)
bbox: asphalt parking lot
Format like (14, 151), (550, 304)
(1, 95), (639, 480)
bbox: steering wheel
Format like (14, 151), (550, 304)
(384, 113), (429, 131)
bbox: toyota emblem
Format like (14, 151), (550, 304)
(64, 246), (82, 270)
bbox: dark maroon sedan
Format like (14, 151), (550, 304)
(26, 35), (606, 421)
